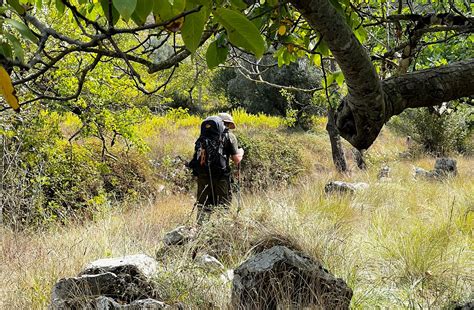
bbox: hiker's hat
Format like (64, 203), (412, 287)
(218, 112), (236, 129)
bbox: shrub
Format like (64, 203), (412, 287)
(389, 106), (473, 155)
(237, 130), (304, 191)
(0, 112), (105, 226)
(101, 148), (157, 201)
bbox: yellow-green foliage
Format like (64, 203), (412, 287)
(230, 107), (283, 129)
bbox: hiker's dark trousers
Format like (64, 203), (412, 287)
(196, 175), (232, 224)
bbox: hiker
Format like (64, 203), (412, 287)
(189, 112), (244, 225)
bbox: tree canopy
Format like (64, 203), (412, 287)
(0, 0), (473, 149)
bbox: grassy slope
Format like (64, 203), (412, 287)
(1, 122), (473, 309)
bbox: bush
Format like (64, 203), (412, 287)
(389, 106), (473, 155)
(0, 112), (105, 226)
(101, 149), (157, 201)
(0, 108), (159, 227)
(237, 131), (304, 191)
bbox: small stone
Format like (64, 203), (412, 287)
(195, 254), (225, 272)
(94, 296), (122, 310)
(124, 298), (169, 309)
(377, 165), (391, 180)
(325, 181), (369, 194)
(220, 269), (234, 283)
(414, 167), (434, 179)
(163, 226), (197, 246)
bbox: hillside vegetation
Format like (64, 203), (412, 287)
(1, 111), (472, 309)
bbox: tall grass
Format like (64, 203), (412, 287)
(1, 116), (472, 309)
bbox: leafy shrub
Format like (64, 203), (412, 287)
(101, 149), (157, 201)
(237, 131), (304, 191)
(0, 111), (105, 226)
(0, 108), (159, 227)
(389, 106), (473, 155)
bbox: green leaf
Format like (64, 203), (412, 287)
(213, 8), (265, 58)
(5, 33), (24, 62)
(333, 71), (345, 86)
(181, 4), (209, 53)
(354, 26), (368, 43)
(0, 42), (13, 59)
(55, 0), (65, 15)
(312, 54), (321, 67)
(206, 40), (228, 69)
(36, 0), (43, 10)
(132, 0), (153, 25)
(316, 39), (330, 56)
(230, 0), (247, 10)
(153, 0), (185, 21)
(113, 0), (137, 21)
(6, 0), (25, 15)
(100, 0), (120, 25)
(323, 73), (335, 89)
(4, 19), (38, 44)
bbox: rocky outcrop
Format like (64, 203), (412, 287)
(231, 245), (352, 309)
(50, 254), (168, 309)
(325, 181), (369, 194)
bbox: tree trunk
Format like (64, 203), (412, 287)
(352, 148), (366, 170)
(326, 107), (348, 173)
(291, 0), (474, 150)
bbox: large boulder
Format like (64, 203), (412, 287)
(232, 246), (352, 309)
(50, 254), (166, 309)
(80, 254), (158, 279)
(325, 181), (369, 194)
(51, 272), (123, 301)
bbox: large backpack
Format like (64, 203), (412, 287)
(189, 116), (229, 177)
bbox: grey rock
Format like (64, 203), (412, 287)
(325, 181), (369, 194)
(434, 158), (457, 176)
(51, 272), (122, 301)
(124, 298), (169, 309)
(80, 254), (158, 280)
(232, 245), (352, 309)
(414, 158), (457, 180)
(51, 296), (171, 310)
(377, 165), (391, 180)
(195, 254), (225, 272)
(51, 254), (161, 309)
(414, 167), (435, 179)
(50, 294), (123, 310)
(163, 226), (197, 246)
(452, 300), (474, 310)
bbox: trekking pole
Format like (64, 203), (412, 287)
(237, 163), (242, 214)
